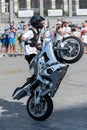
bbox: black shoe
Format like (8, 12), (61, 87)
(26, 75), (35, 83)
(26, 77), (32, 82)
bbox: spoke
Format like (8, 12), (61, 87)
(61, 38), (80, 60)
(29, 97), (47, 117)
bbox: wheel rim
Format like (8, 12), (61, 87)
(60, 38), (80, 61)
(28, 97), (48, 118)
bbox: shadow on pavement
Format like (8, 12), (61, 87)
(0, 98), (87, 130)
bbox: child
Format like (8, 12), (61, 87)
(8, 26), (16, 53)
(1, 27), (9, 55)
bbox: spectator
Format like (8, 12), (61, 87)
(81, 22), (87, 37)
(8, 26), (16, 53)
(13, 26), (17, 53)
(19, 22), (28, 52)
(16, 26), (21, 52)
(51, 26), (56, 37)
(55, 21), (63, 42)
(72, 25), (81, 38)
(0, 27), (9, 56)
(43, 26), (51, 38)
(81, 21), (87, 53)
(62, 21), (72, 38)
(42, 25), (52, 48)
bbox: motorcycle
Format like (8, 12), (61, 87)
(12, 36), (84, 121)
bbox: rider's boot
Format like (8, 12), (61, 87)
(26, 74), (35, 83)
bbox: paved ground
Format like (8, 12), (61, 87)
(0, 54), (87, 130)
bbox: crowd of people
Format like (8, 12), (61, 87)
(0, 17), (87, 57)
(0, 21), (31, 57)
(54, 19), (87, 53)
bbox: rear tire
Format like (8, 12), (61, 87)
(59, 36), (84, 63)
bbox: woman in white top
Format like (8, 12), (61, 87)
(55, 21), (63, 42)
(62, 21), (71, 38)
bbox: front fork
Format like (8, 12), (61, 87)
(34, 82), (50, 105)
(34, 86), (43, 105)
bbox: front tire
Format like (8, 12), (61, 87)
(59, 36), (84, 63)
(27, 95), (53, 121)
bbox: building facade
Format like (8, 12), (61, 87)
(1, 0), (87, 15)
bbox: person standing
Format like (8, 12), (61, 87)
(19, 22), (28, 53)
(62, 21), (72, 39)
(0, 27), (9, 56)
(8, 26), (16, 54)
(55, 21), (63, 42)
(81, 21), (87, 53)
(72, 25), (81, 38)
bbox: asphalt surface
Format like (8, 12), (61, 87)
(0, 54), (87, 130)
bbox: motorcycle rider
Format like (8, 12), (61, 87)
(21, 15), (46, 82)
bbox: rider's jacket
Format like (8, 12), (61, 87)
(23, 28), (40, 56)
(25, 28), (39, 47)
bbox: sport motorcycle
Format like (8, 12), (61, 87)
(12, 36), (84, 121)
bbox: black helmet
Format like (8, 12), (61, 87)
(38, 16), (45, 22)
(30, 15), (45, 29)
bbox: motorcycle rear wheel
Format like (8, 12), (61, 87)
(58, 36), (84, 63)
(27, 95), (53, 121)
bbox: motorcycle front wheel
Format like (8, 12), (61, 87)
(58, 36), (84, 63)
(27, 95), (53, 121)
